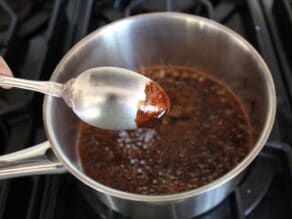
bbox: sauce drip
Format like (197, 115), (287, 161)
(135, 82), (170, 128)
(78, 66), (252, 195)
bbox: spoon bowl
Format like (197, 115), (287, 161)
(0, 67), (170, 130)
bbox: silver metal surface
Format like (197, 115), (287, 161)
(69, 67), (149, 130)
(0, 141), (65, 180)
(0, 67), (151, 130)
(0, 12), (276, 218)
(0, 75), (63, 97)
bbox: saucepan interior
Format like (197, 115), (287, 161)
(44, 12), (276, 201)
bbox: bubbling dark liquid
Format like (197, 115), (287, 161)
(78, 66), (252, 195)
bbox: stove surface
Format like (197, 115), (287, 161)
(0, 0), (292, 218)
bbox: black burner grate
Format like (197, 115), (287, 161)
(124, 0), (215, 18)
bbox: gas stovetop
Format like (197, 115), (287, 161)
(0, 0), (292, 218)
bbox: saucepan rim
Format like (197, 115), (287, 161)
(44, 12), (276, 202)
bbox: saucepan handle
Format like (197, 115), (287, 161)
(0, 141), (66, 180)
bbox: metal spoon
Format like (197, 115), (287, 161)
(0, 67), (170, 130)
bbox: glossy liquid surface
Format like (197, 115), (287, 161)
(78, 66), (252, 195)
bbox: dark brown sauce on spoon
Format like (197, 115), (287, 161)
(78, 66), (252, 195)
(135, 82), (170, 128)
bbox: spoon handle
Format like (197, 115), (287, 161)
(0, 75), (63, 97)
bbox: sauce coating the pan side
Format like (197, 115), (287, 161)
(78, 66), (252, 195)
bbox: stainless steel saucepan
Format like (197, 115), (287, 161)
(0, 13), (276, 218)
